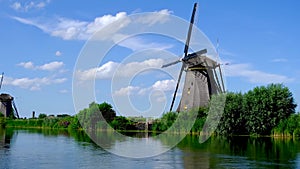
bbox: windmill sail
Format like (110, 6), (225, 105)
(162, 3), (225, 112)
(169, 3), (198, 112)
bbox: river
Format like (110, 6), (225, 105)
(0, 128), (300, 169)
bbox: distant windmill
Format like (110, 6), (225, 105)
(162, 3), (225, 112)
(0, 72), (19, 118)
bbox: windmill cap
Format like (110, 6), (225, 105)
(0, 93), (14, 101)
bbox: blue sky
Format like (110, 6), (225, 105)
(0, 0), (299, 117)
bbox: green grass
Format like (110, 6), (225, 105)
(5, 116), (82, 130)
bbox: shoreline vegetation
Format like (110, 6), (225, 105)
(1, 83), (299, 138)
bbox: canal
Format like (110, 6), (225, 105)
(0, 128), (299, 169)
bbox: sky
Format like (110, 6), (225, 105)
(0, 0), (299, 117)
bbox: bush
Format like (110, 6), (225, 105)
(293, 128), (300, 137)
(77, 102), (116, 130)
(110, 116), (134, 130)
(243, 84), (296, 135)
(0, 117), (6, 127)
(57, 114), (70, 118)
(152, 112), (178, 132)
(38, 113), (47, 119)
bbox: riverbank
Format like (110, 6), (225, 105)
(2, 115), (300, 139)
(1, 83), (298, 138)
(2, 116), (81, 130)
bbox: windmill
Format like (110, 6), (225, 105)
(0, 72), (19, 118)
(162, 3), (225, 112)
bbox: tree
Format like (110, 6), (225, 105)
(217, 92), (246, 135)
(77, 102), (116, 130)
(38, 113), (47, 119)
(243, 84), (297, 135)
(98, 102), (116, 122)
(110, 116), (133, 130)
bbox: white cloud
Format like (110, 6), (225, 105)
(11, 2), (21, 10)
(11, 9), (172, 41)
(17, 61), (35, 69)
(138, 79), (176, 96)
(135, 9), (172, 25)
(4, 76), (66, 91)
(152, 79), (176, 91)
(49, 17), (89, 40)
(219, 48), (236, 57)
(55, 51), (62, 56)
(76, 61), (119, 81)
(114, 79), (176, 97)
(10, 0), (50, 12)
(76, 59), (164, 81)
(38, 61), (64, 71)
(224, 63), (294, 84)
(11, 12), (126, 40)
(85, 12), (127, 35)
(59, 89), (68, 94)
(271, 58), (288, 63)
(17, 61), (64, 71)
(117, 36), (173, 51)
(114, 86), (140, 96)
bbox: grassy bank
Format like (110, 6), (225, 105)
(4, 111), (300, 138)
(272, 114), (300, 137)
(0, 117), (5, 128)
(3, 115), (300, 138)
(5, 116), (81, 130)
(2, 84), (299, 138)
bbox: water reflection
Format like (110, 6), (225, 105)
(177, 136), (300, 168)
(0, 128), (299, 168)
(0, 127), (13, 149)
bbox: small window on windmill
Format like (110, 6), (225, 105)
(187, 87), (190, 95)
(191, 82), (193, 86)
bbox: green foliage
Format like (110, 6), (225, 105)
(4, 83), (297, 137)
(217, 84), (297, 136)
(38, 113), (47, 119)
(5, 115), (82, 130)
(127, 116), (147, 123)
(152, 112), (178, 132)
(151, 108), (207, 133)
(98, 102), (116, 122)
(77, 102), (116, 130)
(293, 128), (300, 137)
(42, 118), (59, 128)
(110, 116), (133, 130)
(217, 92), (246, 135)
(273, 114), (300, 137)
(57, 114), (70, 118)
(0, 117), (6, 127)
(68, 116), (82, 130)
(243, 84), (296, 135)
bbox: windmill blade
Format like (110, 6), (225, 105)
(182, 49), (207, 62)
(212, 67), (223, 93)
(0, 72), (4, 90)
(169, 3), (198, 112)
(161, 60), (181, 68)
(12, 100), (20, 119)
(183, 3), (198, 58)
(218, 64), (226, 92)
(169, 65), (185, 112)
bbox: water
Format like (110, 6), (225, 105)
(1, 128), (300, 169)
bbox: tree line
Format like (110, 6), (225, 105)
(152, 84), (298, 136)
(2, 83), (298, 137)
